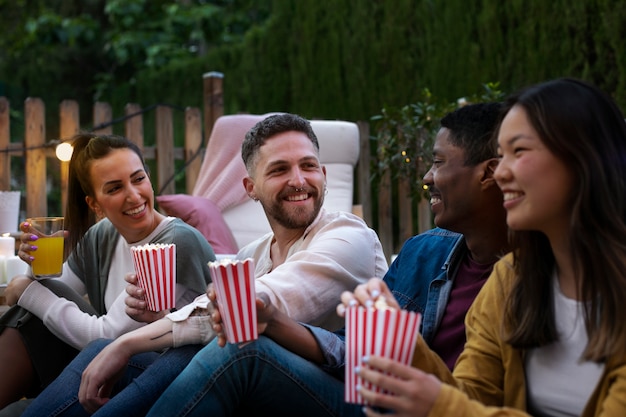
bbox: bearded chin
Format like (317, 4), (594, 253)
(266, 197), (323, 229)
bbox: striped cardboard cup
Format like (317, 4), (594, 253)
(344, 305), (422, 404)
(130, 243), (176, 312)
(208, 258), (258, 344)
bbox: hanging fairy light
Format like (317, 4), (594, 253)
(55, 142), (74, 162)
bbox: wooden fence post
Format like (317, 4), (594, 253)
(203, 71), (224, 145)
(59, 100), (80, 140)
(155, 105), (175, 196)
(418, 199), (432, 234)
(93, 102), (112, 135)
(24, 98), (47, 217)
(0, 98), (9, 191)
(184, 107), (203, 194)
(377, 169), (393, 263)
(125, 103), (144, 151)
(59, 100), (79, 216)
(397, 177), (413, 248)
(357, 121), (372, 227)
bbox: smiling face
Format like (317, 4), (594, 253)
(244, 131), (326, 233)
(494, 105), (574, 240)
(85, 148), (161, 243)
(422, 127), (489, 232)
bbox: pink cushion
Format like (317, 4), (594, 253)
(156, 194), (238, 254)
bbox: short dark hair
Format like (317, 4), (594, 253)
(440, 102), (503, 165)
(241, 113), (319, 175)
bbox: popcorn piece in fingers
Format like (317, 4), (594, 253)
(374, 295), (390, 310)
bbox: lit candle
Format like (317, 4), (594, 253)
(0, 233), (15, 258)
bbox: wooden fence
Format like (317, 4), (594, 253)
(0, 72), (430, 261)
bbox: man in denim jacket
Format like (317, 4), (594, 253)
(145, 102), (510, 416)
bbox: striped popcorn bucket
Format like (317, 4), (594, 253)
(208, 258), (258, 344)
(344, 305), (422, 404)
(130, 243), (176, 311)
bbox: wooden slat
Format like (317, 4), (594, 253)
(140, 146), (182, 161)
(93, 102), (112, 135)
(418, 199), (432, 234)
(0, 97), (10, 191)
(59, 100), (80, 216)
(397, 177), (413, 248)
(377, 169), (393, 263)
(155, 105), (175, 195)
(357, 120), (372, 226)
(203, 72), (224, 146)
(124, 103), (144, 152)
(59, 100), (79, 140)
(184, 107), (203, 194)
(24, 98), (47, 217)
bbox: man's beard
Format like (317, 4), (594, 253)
(264, 194), (323, 230)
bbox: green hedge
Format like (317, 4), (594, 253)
(130, 0), (626, 123)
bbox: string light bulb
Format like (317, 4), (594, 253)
(55, 142), (74, 162)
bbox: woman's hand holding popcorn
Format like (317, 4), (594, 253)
(337, 277), (400, 317)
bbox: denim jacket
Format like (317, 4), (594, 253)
(307, 227), (466, 374)
(384, 227), (466, 344)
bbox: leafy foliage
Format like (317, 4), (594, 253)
(1, 0), (625, 133)
(0, 0), (271, 104)
(371, 82), (506, 202)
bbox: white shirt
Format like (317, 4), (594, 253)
(18, 217), (198, 349)
(525, 274), (604, 417)
(168, 209), (388, 347)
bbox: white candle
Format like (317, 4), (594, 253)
(5, 255), (28, 283)
(0, 256), (5, 285)
(0, 234), (14, 258)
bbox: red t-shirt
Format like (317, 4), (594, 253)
(429, 255), (494, 370)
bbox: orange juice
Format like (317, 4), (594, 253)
(32, 236), (64, 278)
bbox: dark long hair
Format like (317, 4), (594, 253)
(502, 78), (626, 362)
(65, 133), (146, 253)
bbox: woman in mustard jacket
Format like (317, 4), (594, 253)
(345, 78), (626, 417)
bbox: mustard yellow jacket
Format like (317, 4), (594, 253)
(411, 253), (626, 417)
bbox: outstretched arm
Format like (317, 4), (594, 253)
(79, 290), (217, 414)
(78, 318), (175, 413)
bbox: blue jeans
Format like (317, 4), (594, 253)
(22, 339), (203, 417)
(146, 336), (363, 417)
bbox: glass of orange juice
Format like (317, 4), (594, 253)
(26, 217), (65, 279)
